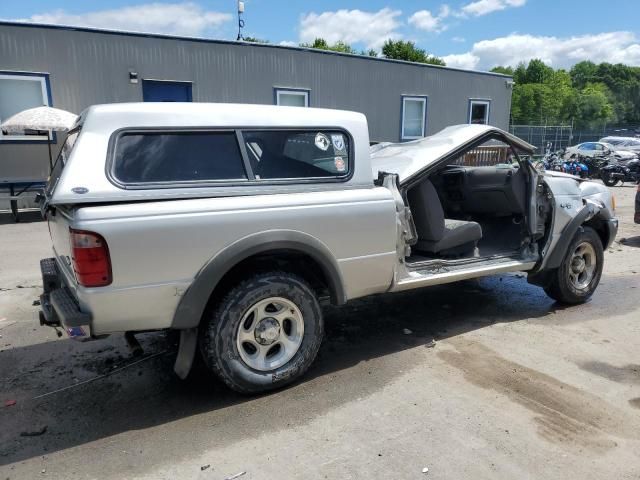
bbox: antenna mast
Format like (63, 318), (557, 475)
(236, 1), (245, 41)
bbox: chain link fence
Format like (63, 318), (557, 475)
(509, 124), (640, 156)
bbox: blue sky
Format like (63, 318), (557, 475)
(2, 0), (639, 71)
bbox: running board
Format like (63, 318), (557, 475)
(391, 259), (536, 292)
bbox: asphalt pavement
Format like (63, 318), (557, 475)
(0, 184), (639, 480)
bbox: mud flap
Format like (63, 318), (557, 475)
(173, 327), (198, 379)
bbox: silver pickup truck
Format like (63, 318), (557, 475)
(39, 103), (618, 393)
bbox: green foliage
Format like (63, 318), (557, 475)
(569, 61), (598, 89)
(242, 37), (269, 44)
(300, 38), (330, 50)
(513, 62), (527, 85)
(361, 49), (379, 57)
(381, 40), (446, 66)
(299, 38), (357, 54)
(499, 58), (638, 127)
(490, 66), (514, 75)
(524, 59), (554, 84)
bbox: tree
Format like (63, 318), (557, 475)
(361, 49), (378, 57)
(569, 61), (598, 89)
(242, 37), (269, 44)
(490, 66), (514, 76)
(300, 38), (329, 50)
(524, 59), (553, 84)
(381, 39), (446, 66)
(513, 62), (527, 85)
(299, 38), (357, 54)
(573, 83), (614, 128)
(330, 41), (357, 54)
(505, 59), (631, 127)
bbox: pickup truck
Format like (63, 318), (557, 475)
(38, 103), (618, 393)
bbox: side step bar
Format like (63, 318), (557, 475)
(391, 260), (536, 293)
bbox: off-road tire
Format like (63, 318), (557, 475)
(543, 226), (604, 304)
(199, 271), (323, 394)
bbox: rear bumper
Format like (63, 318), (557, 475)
(39, 258), (93, 340)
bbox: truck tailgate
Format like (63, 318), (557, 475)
(47, 207), (77, 285)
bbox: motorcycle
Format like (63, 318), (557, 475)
(579, 154), (611, 179)
(600, 157), (640, 186)
(563, 154), (589, 178)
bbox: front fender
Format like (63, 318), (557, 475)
(538, 200), (601, 271)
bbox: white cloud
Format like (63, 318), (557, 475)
(452, 36), (466, 43)
(299, 8), (402, 49)
(13, 2), (232, 37)
(443, 32), (640, 71)
(442, 52), (480, 70)
(408, 5), (451, 33)
(461, 0), (526, 17)
(279, 40), (297, 47)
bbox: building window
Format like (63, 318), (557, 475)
(0, 72), (51, 142)
(401, 96), (427, 140)
(469, 99), (490, 124)
(275, 88), (309, 107)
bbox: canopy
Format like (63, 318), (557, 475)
(0, 106), (77, 134)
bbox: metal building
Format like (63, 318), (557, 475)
(0, 21), (514, 187)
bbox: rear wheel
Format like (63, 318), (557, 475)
(199, 271), (323, 394)
(544, 226), (603, 304)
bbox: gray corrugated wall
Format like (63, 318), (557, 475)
(0, 23), (512, 184)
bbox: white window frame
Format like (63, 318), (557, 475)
(0, 73), (51, 142)
(401, 96), (428, 141)
(468, 99), (491, 125)
(275, 88), (309, 107)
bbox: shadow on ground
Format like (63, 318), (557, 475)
(0, 273), (636, 473)
(620, 236), (640, 248)
(0, 211), (43, 225)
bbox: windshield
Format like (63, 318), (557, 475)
(46, 130), (79, 196)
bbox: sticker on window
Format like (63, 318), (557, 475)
(315, 133), (330, 151)
(334, 156), (346, 172)
(331, 134), (346, 153)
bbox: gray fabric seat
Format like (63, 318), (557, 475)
(408, 180), (482, 255)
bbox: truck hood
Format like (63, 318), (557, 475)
(370, 124), (535, 185)
(541, 170), (583, 181)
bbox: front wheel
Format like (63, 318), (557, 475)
(199, 271), (323, 394)
(543, 226), (604, 304)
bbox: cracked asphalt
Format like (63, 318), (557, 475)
(0, 183), (639, 480)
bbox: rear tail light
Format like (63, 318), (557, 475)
(69, 229), (112, 287)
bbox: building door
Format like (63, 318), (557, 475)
(142, 80), (192, 102)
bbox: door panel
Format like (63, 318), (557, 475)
(460, 167), (527, 214)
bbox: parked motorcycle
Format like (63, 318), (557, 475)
(579, 154), (612, 180)
(563, 154), (589, 178)
(600, 157), (640, 186)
